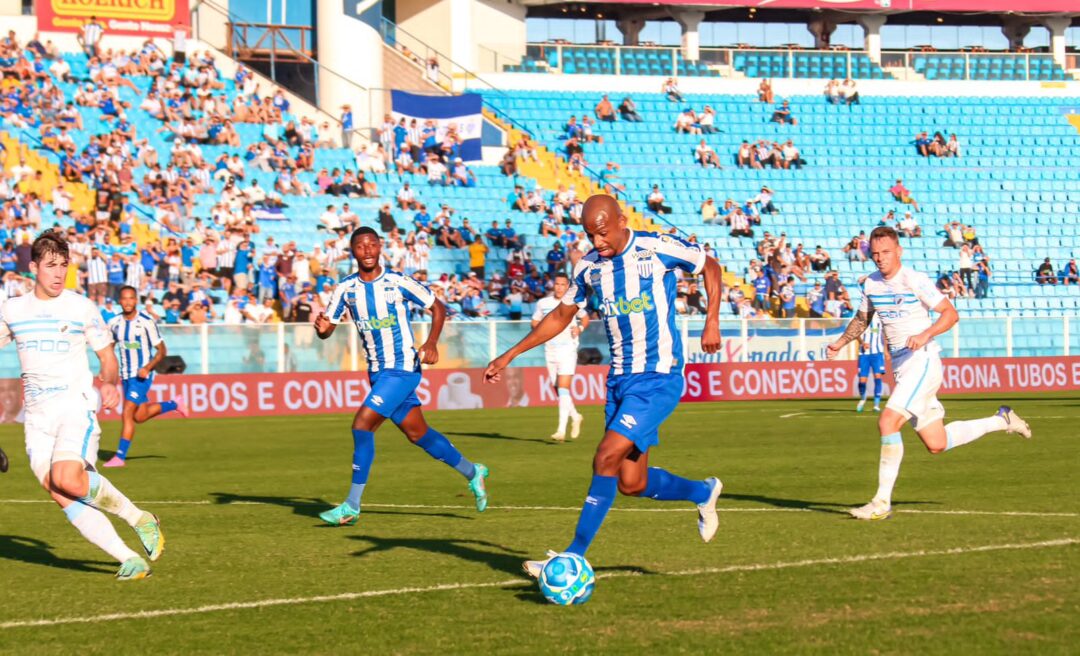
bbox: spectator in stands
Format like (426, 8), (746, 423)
(945, 134), (961, 157)
(546, 241), (566, 276)
(914, 132), (933, 157)
(889, 179), (921, 212)
(929, 132), (947, 157)
(840, 79), (860, 106)
(736, 141), (754, 168)
(842, 233), (867, 262)
(700, 197), (720, 225)
(501, 219), (522, 250)
(647, 185), (672, 215)
(694, 140), (722, 169)
(751, 270), (771, 312)
(757, 79), (774, 104)
(340, 104), (354, 149)
(897, 211), (922, 237)
(778, 282), (797, 319)
(78, 16), (104, 59)
(729, 208), (753, 238)
(662, 77), (684, 102)
(618, 96), (642, 122)
(825, 79), (841, 104)
(974, 260), (992, 298)
(750, 186), (778, 214)
(1061, 259), (1079, 284)
(958, 244), (975, 291)
(805, 281), (825, 318)
(674, 109), (699, 135)
(595, 94), (617, 123)
(770, 100), (797, 126)
(780, 140), (804, 169)
(396, 182), (418, 210)
(1037, 258), (1057, 285)
(943, 221), (965, 248)
(951, 270), (970, 298)
(698, 106), (720, 134)
(810, 245), (831, 272)
(599, 161), (625, 193)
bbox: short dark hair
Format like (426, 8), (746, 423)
(350, 226), (380, 245)
(119, 285), (137, 297)
(553, 272), (570, 283)
(31, 231), (69, 264)
(869, 226), (900, 244)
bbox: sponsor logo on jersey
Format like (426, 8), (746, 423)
(601, 292), (654, 317)
(122, 341), (141, 350)
(370, 394), (384, 406)
(619, 413), (637, 429)
(357, 315), (398, 330)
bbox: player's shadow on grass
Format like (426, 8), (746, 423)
(208, 493), (470, 522)
(98, 451), (166, 462)
(445, 431), (554, 445)
(0, 535), (115, 574)
(724, 493), (940, 515)
(349, 536), (529, 577)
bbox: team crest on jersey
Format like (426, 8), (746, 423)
(383, 284), (402, 305)
(893, 295), (905, 306)
(636, 258), (654, 279)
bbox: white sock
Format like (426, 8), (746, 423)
(874, 432), (904, 506)
(556, 389), (571, 433)
(945, 415), (1007, 451)
(63, 502), (140, 563)
(83, 471), (144, 526)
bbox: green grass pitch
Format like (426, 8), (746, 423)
(0, 394), (1077, 654)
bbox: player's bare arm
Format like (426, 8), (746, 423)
(417, 298), (447, 365)
(700, 256), (723, 354)
(826, 308), (875, 360)
(485, 302), (578, 382)
(906, 298), (958, 351)
(140, 341), (167, 380)
(95, 344), (121, 409)
(314, 311), (335, 339)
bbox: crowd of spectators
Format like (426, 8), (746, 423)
(914, 131), (960, 158)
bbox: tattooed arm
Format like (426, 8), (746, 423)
(826, 308), (874, 361)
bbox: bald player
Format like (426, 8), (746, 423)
(486, 194), (726, 579)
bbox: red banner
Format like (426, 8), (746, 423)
(1, 356), (1078, 423)
(602, 0), (1079, 11)
(36, 0), (189, 38)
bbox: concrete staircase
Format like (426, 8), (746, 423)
(382, 43), (449, 111)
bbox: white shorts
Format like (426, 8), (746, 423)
(886, 348), (944, 432)
(545, 346), (578, 383)
(24, 392), (101, 484)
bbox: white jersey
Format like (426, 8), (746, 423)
(0, 290), (113, 410)
(858, 266), (946, 367)
(532, 295), (585, 351)
(107, 312), (163, 380)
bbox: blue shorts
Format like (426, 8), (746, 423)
(365, 369), (422, 424)
(604, 372), (684, 452)
(122, 375), (154, 406)
(858, 353), (886, 378)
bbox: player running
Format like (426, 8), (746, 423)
(856, 314), (886, 412)
(314, 227), (489, 526)
(531, 273), (590, 441)
(485, 195), (725, 577)
(0, 232), (163, 579)
(102, 286), (188, 467)
(827, 226), (1030, 521)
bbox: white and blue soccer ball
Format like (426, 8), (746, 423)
(538, 552), (595, 605)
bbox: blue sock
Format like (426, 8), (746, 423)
(345, 430), (375, 511)
(160, 400), (177, 414)
(115, 438), (132, 460)
(858, 380), (867, 398)
(416, 428), (475, 480)
(874, 379), (883, 405)
(82, 471), (102, 503)
(566, 475), (617, 556)
(62, 502), (87, 523)
(639, 467), (711, 504)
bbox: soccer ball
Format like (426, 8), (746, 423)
(538, 552), (595, 605)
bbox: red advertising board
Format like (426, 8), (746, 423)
(1, 357), (1078, 423)
(603, 0), (1078, 11)
(36, 0), (189, 38)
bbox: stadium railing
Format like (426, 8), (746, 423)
(2, 316), (1073, 378)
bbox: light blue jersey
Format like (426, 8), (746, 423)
(108, 312), (163, 380)
(564, 231), (706, 376)
(327, 269), (436, 373)
(861, 315), (885, 355)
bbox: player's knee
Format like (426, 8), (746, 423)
(924, 441), (947, 455)
(592, 449), (623, 475)
(617, 477), (646, 496)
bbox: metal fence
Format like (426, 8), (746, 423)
(1, 316), (1074, 379)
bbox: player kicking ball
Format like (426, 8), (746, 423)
(0, 233), (163, 580)
(314, 227), (489, 526)
(102, 286), (188, 468)
(485, 195), (725, 578)
(856, 314), (886, 412)
(531, 273), (589, 441)
(827, 226), (1030, 521)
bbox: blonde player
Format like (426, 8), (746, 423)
(827, 226), (1030, 520)
(531, 273), (589, 441)
(0, 233), (163, 579)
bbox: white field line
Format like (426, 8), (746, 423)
(1, 537), (1076, 630)
(779, 412), (805, 418)
(1, 499), (1077, 517)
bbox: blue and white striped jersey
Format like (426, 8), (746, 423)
(861, 314), (885, 355)
(108, 312), (163, 380)
(564, 231), (706, 376)
(327, 269), (436, 373)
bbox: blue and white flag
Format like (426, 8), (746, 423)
(253, 207), (289, 222)
(391, 90), (482, 162)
